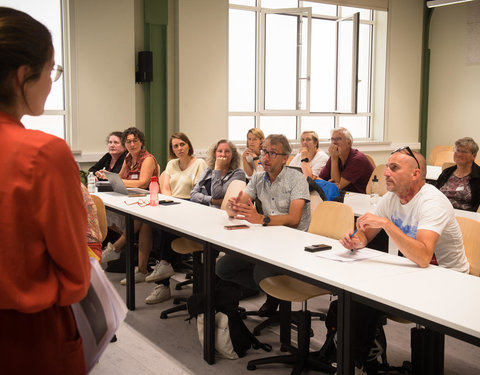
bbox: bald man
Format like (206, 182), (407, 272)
(341, 146), (469, 273)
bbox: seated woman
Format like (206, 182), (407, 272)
(89, 131), (127, 179)
(145, 132), (207, 304)
(101, 128), (160, 286)
(191, 139), (246, 207)
(289, 130), (328, 179)
(242, 128), (264, 178)
(436, 137), (480, 212)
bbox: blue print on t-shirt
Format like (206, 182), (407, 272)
(391, 217), (418, 239)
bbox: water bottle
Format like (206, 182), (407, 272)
(149, 176), (159, 206)
(370, 175), (379, 206)
(87, 172), (96, 193)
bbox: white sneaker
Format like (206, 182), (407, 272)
(145, 284), (171, 305)
(101, 242), (120, 264)
(120, 267), (147, 285)
(145, 261), (175, 283)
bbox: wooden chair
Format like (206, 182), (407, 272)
(91, 194), (107, 242)
(160, 179), (246, 319)
(246, 201), (353, 374)
(220, 180), (246, 210)
(309, 190), (323, 214)
(365, 153), (376, 168)
(456, 216), (480, 276)
(365, 164), (388, 196)
(441, 161), (456, 171)
(431, 150), (454, 167)
(286, 154), (294, 166)
(428, 145), (454, 166)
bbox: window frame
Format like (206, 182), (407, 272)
(229, 1), (385, 143)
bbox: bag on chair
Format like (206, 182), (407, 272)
(187, 281), (272, 359)
(307, 177), (343, 202)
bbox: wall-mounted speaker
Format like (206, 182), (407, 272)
(136, 51), (153, 83)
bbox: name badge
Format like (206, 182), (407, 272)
(131, 174), (139, 180)
(456, 186), (464, 191)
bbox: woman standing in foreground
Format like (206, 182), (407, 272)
(0, 7), (91, 374)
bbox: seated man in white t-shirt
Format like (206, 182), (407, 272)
(336, 146), (469, 372)
(341, 146), (469, 273)
(289, 130), (328, 179)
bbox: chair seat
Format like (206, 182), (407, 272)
(260, 275), (329, 302)
(171, 237), (203, 254)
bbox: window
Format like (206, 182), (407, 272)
(228, 1), (387, 142)
(3, 0), (68, 140)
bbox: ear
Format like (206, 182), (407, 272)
(15, 65), (31, 87)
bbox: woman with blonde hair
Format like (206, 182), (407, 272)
(242, 128), (265, 177)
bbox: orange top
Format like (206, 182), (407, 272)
(0, 111), (90, 313)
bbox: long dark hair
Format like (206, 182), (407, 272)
(0, 7), (53, 108)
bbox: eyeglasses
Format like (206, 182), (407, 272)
(124, 199), (150, 207)
(330, 137), (343, 142)
(125, 138), (140, 145)
(50, 64), (63, 82)
(391, 146), (420, 169)
(260, 149), (288, 159)
(454, 148), (471, 154)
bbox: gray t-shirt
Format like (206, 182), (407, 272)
(245, 167), (311, 231)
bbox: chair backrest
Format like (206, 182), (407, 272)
(309, 190), (323, 214)
(456, 216), (480, 277)
(441, 161), (456, 171)
(221, 179), (247, 211)
(91, 194), (108, 242)
(364, 153), (376, 168)
(431, 150), (454, 167)
(308, 201), (354, 240)
(286, 154), (294, 166)
(428, 145), (454, 165)
(365, 164), (388, 196)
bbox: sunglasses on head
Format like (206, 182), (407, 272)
(391, 146), (420, 169)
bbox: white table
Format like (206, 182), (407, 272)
(96, 192), (480, 374)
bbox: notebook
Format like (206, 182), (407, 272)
(104, 171), (149, 196)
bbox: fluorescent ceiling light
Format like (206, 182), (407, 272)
(427, 0), (474, 8)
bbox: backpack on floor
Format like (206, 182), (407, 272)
(187, 281), (272, 359)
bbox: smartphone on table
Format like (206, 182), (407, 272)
(224, 224), (250, 230)
(304, 244), (332, 252)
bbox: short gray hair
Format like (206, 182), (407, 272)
(331, 127), (353, 145)
(455, 137), (479, 155)
(265, 134), (292, 155)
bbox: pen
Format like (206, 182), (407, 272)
(350, 229), (358, 252)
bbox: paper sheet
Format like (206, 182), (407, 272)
(315, 248), (384, 262)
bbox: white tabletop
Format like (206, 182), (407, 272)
(351, 265), (480, 340)
(96, 191), (480, 357)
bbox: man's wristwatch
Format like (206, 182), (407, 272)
(263, 215), (271, 226)
(301, 158), (309, 163)
(253, 156), (259, 161)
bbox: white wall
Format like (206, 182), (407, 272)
(72, 0), (426, 167)
(175, 0), (228, 151)
(71, 0), (137, 154)
(427, 1), (480, 155)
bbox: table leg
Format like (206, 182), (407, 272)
(337, 290), (355, 375)
(203, 243), (215, 364)
(126, 214), (135, 310)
